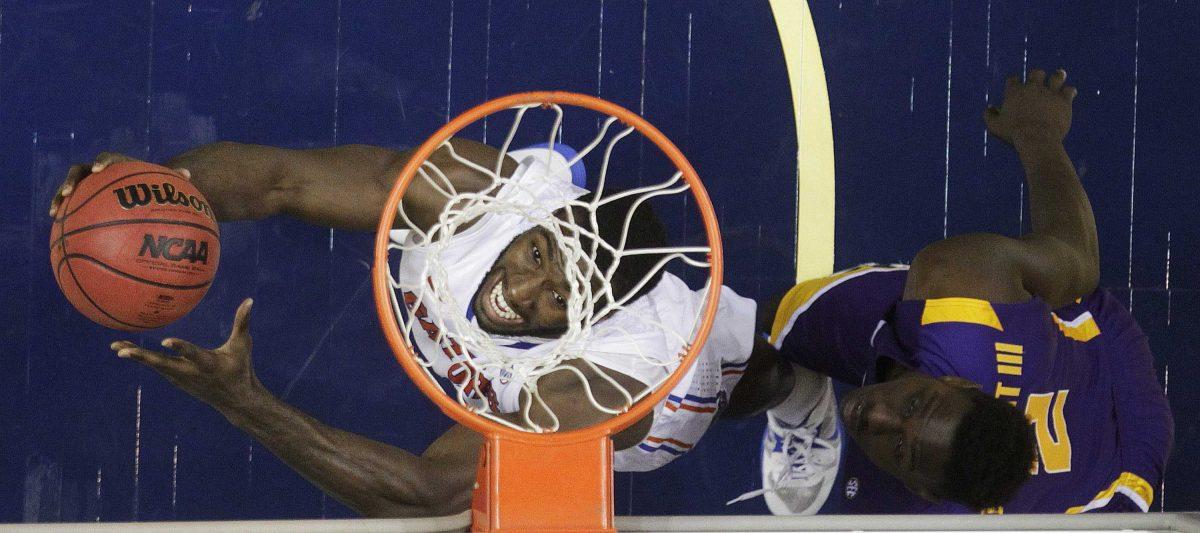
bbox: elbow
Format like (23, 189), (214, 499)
(361, 489), (470, 519)
(1071, 250), (1100, 296)
(359, 464), (473, 519)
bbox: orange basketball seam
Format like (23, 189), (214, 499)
(57, 254), (215, 291)
(49, 218), (220, 249)
(56, 255), (144, 331)
(53, 260), (123, 328)
(53, 173), (113, 328)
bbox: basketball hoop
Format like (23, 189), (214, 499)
(373, 92), (722, 532)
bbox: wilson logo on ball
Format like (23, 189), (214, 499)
(138, 234), (211, 264)
(113, 182), (216, 221)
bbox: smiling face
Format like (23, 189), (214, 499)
(840, 373), (977, 501)
(473, 227), (574, 337)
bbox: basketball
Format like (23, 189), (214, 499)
(49, 161), (221, 331)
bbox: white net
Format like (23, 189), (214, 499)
(384, 101), (717, 433)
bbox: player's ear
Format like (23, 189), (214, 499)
(938, 376), (980, 391)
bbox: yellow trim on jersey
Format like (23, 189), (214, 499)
(1051, 311), (1102, 342)
(769, 0), (836, 283)
(1066, 472), (1154, 513)
(769, 264), (908, 344)
(920, 298), (1004, 331)
(995, 342), (1024, 354)
(997, 364), (1022, 376)
(996, 353), (1023, 365)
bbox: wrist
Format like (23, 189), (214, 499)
(214, 379), (273, 426)
(1012, 133), (1065, 151)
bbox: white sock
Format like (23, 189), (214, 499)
(769, 363), (836, 439)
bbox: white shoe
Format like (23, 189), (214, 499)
(727, 383), (841, 515)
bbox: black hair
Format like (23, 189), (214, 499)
(570, 190), (668, 306)
(938, 389), (1037, 511)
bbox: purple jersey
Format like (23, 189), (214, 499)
(771, 265), (1173, 514)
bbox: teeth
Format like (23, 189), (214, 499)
(490, 281), (520, 321)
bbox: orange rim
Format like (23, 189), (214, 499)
(373, 91), (723, 445)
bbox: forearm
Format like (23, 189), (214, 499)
(218, 384), (473, 517)
(166, 142), (404, 230)
(1013, 136), (1099, 272)
(166, 139), (511, 232)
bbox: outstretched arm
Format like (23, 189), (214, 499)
(224, 386), (481, 517)
(50, 139), (518, 232)
(904, 69), (1099, 308)
(108, 299), (657, 516)
(110, 299), (480, 517)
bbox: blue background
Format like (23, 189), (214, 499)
(0, 0), (1193, 521)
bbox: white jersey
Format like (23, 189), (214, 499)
(392, 146), (755, 472)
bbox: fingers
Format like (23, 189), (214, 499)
(1011, 68), (1077, 99)
(175, 167), (192, 180)
(50, 151), (141, 218)
(161, 337), (202, 361)
(111, 340), (192, 375)
(1048, 69), (1067, 90)
(50, 164), (91, 217)
(225, 298), (255, 351)
(982, 106), (1000, 125)
(92, 152), (136, 174)
(162, 337), (220, 372)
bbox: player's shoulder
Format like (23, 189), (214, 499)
(896, 295), (1054, 336)
(893, 296), (1057, 380)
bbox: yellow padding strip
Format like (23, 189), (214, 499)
(921, 298), (1004, 331)
(770, 0), (836, 283)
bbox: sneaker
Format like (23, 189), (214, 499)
(727, 384), (841, 515)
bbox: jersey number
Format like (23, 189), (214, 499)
(1026, 390), (1071, 474)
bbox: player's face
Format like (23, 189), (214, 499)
(840, 373), (975, 502)
(474, 227), (572, 337)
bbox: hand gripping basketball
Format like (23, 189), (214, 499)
(50, 157), (219, 330)
(49, 152), (191, 218)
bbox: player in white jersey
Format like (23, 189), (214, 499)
(390, 144), (760, 472)
(50, 138), (833, 515)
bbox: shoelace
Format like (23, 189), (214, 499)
(726, 430), (837, 505)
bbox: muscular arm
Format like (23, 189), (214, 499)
(905, 70), (1099, 308)
(110, 300), (480, 518)
(50, 134), (522, 229)
(228, 358), (654, 516)
(223, 385), (481, 517)
(135, 139), (516, 231)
